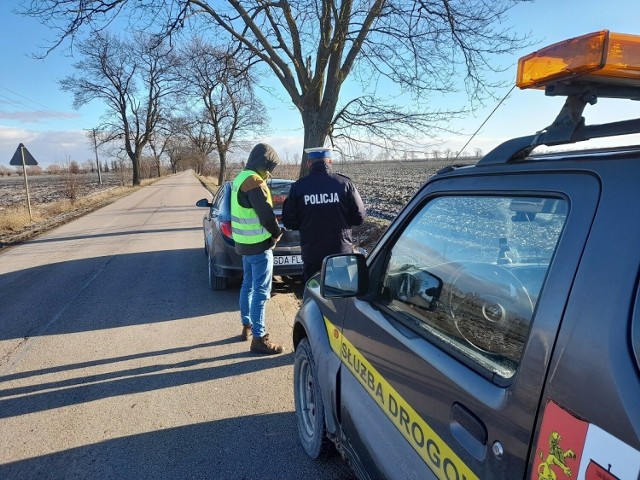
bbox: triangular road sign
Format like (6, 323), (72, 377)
(9, 143), (38, 166)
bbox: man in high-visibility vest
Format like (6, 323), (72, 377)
(231, 143), (284, 354)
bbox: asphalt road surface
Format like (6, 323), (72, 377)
(0, 171), (355, 480)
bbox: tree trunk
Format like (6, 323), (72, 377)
(131, 155), (141, 186)
(298, 112), (330, 178)
(218, 151), (227, 186)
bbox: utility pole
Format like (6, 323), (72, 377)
(87, 128), (103, 186)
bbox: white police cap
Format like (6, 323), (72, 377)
(304, 147), (333, 160)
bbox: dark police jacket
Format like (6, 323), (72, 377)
(282, 161), (366, 265)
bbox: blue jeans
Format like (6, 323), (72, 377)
(240, 250), (273, 338)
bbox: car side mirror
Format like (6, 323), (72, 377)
(387, 267), (442, 311)
(196, 198), (212, 208)
(320, 254), (368, 299)
(417, 271), (443, 310)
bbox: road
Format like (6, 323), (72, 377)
(0, 171), (355, 479)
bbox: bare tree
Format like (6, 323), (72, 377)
(176, 38), (268, 184)
(23, 0), (529, 177)
(184, 117), (215, 175)
(165, 141), (184, 174)
(160, 115), (212, 175)
(163, 124), (194, 175)
(148, 132), (170, 178)
(59, 31), (177, 185)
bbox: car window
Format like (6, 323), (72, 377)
(378, 195), (568, 379)
(215, 183), (231, 216)
(212, 184), (225, 210)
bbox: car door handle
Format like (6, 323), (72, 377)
(450, 402), (487, 460)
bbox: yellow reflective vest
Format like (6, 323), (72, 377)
(231, 170), (273, 245)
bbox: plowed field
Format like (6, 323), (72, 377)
(0, 172), (126, 210)
(1, 159), (470, 251)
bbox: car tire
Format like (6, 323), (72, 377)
(294, 337), (331, 459)
(208, 251), (227, 291)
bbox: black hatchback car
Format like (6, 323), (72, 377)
(196, 178), (303, 290)
(292, 30), (640, 480)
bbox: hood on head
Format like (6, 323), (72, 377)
(246, 143), (280, 176)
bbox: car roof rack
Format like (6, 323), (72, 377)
(478, 84), (640, 166)
(477, 30), (640, 166)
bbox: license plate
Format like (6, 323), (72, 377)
(274, 255), (303, 266)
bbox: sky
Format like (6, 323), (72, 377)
(1, 0), (640, 168)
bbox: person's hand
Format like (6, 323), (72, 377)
(269, 233), (283, 250)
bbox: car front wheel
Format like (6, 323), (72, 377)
(294, 337), (331, 458)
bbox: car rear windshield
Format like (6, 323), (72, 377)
(269, 182), (292, 209)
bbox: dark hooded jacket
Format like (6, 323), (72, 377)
(233, 143), (283, 255)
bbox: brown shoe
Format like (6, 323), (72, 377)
(241, 324), (252, 341)
(250, 334), (284, 355)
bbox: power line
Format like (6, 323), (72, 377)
(0, 84), (89, 127)
(0, 84), (66, 116)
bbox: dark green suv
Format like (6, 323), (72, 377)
(292, 30), (640, 480)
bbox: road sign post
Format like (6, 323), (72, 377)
(20, 147), (33, 220)
(9, 143), (38, 222)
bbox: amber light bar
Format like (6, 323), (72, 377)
(516, 30), (640, 89)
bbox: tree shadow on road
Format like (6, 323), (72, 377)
(0, 350), (295, 419)
(0, 248), (301, 342)
(0, 412), (356, 480)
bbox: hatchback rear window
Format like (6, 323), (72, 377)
(269, 182), (293, 209)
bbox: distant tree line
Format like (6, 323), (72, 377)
(0, 144), (487, 179)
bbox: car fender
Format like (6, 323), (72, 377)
(293, 297), (342, 437)
(211, 248), (241, 276)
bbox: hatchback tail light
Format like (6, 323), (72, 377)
(220, 221), (233, 239)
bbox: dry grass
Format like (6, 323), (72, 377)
(0, 184), (146, 250)
(0, 205), (45, 232)
(196, 175), (219, 193)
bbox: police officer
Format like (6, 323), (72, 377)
(282, 147), (366, 281)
